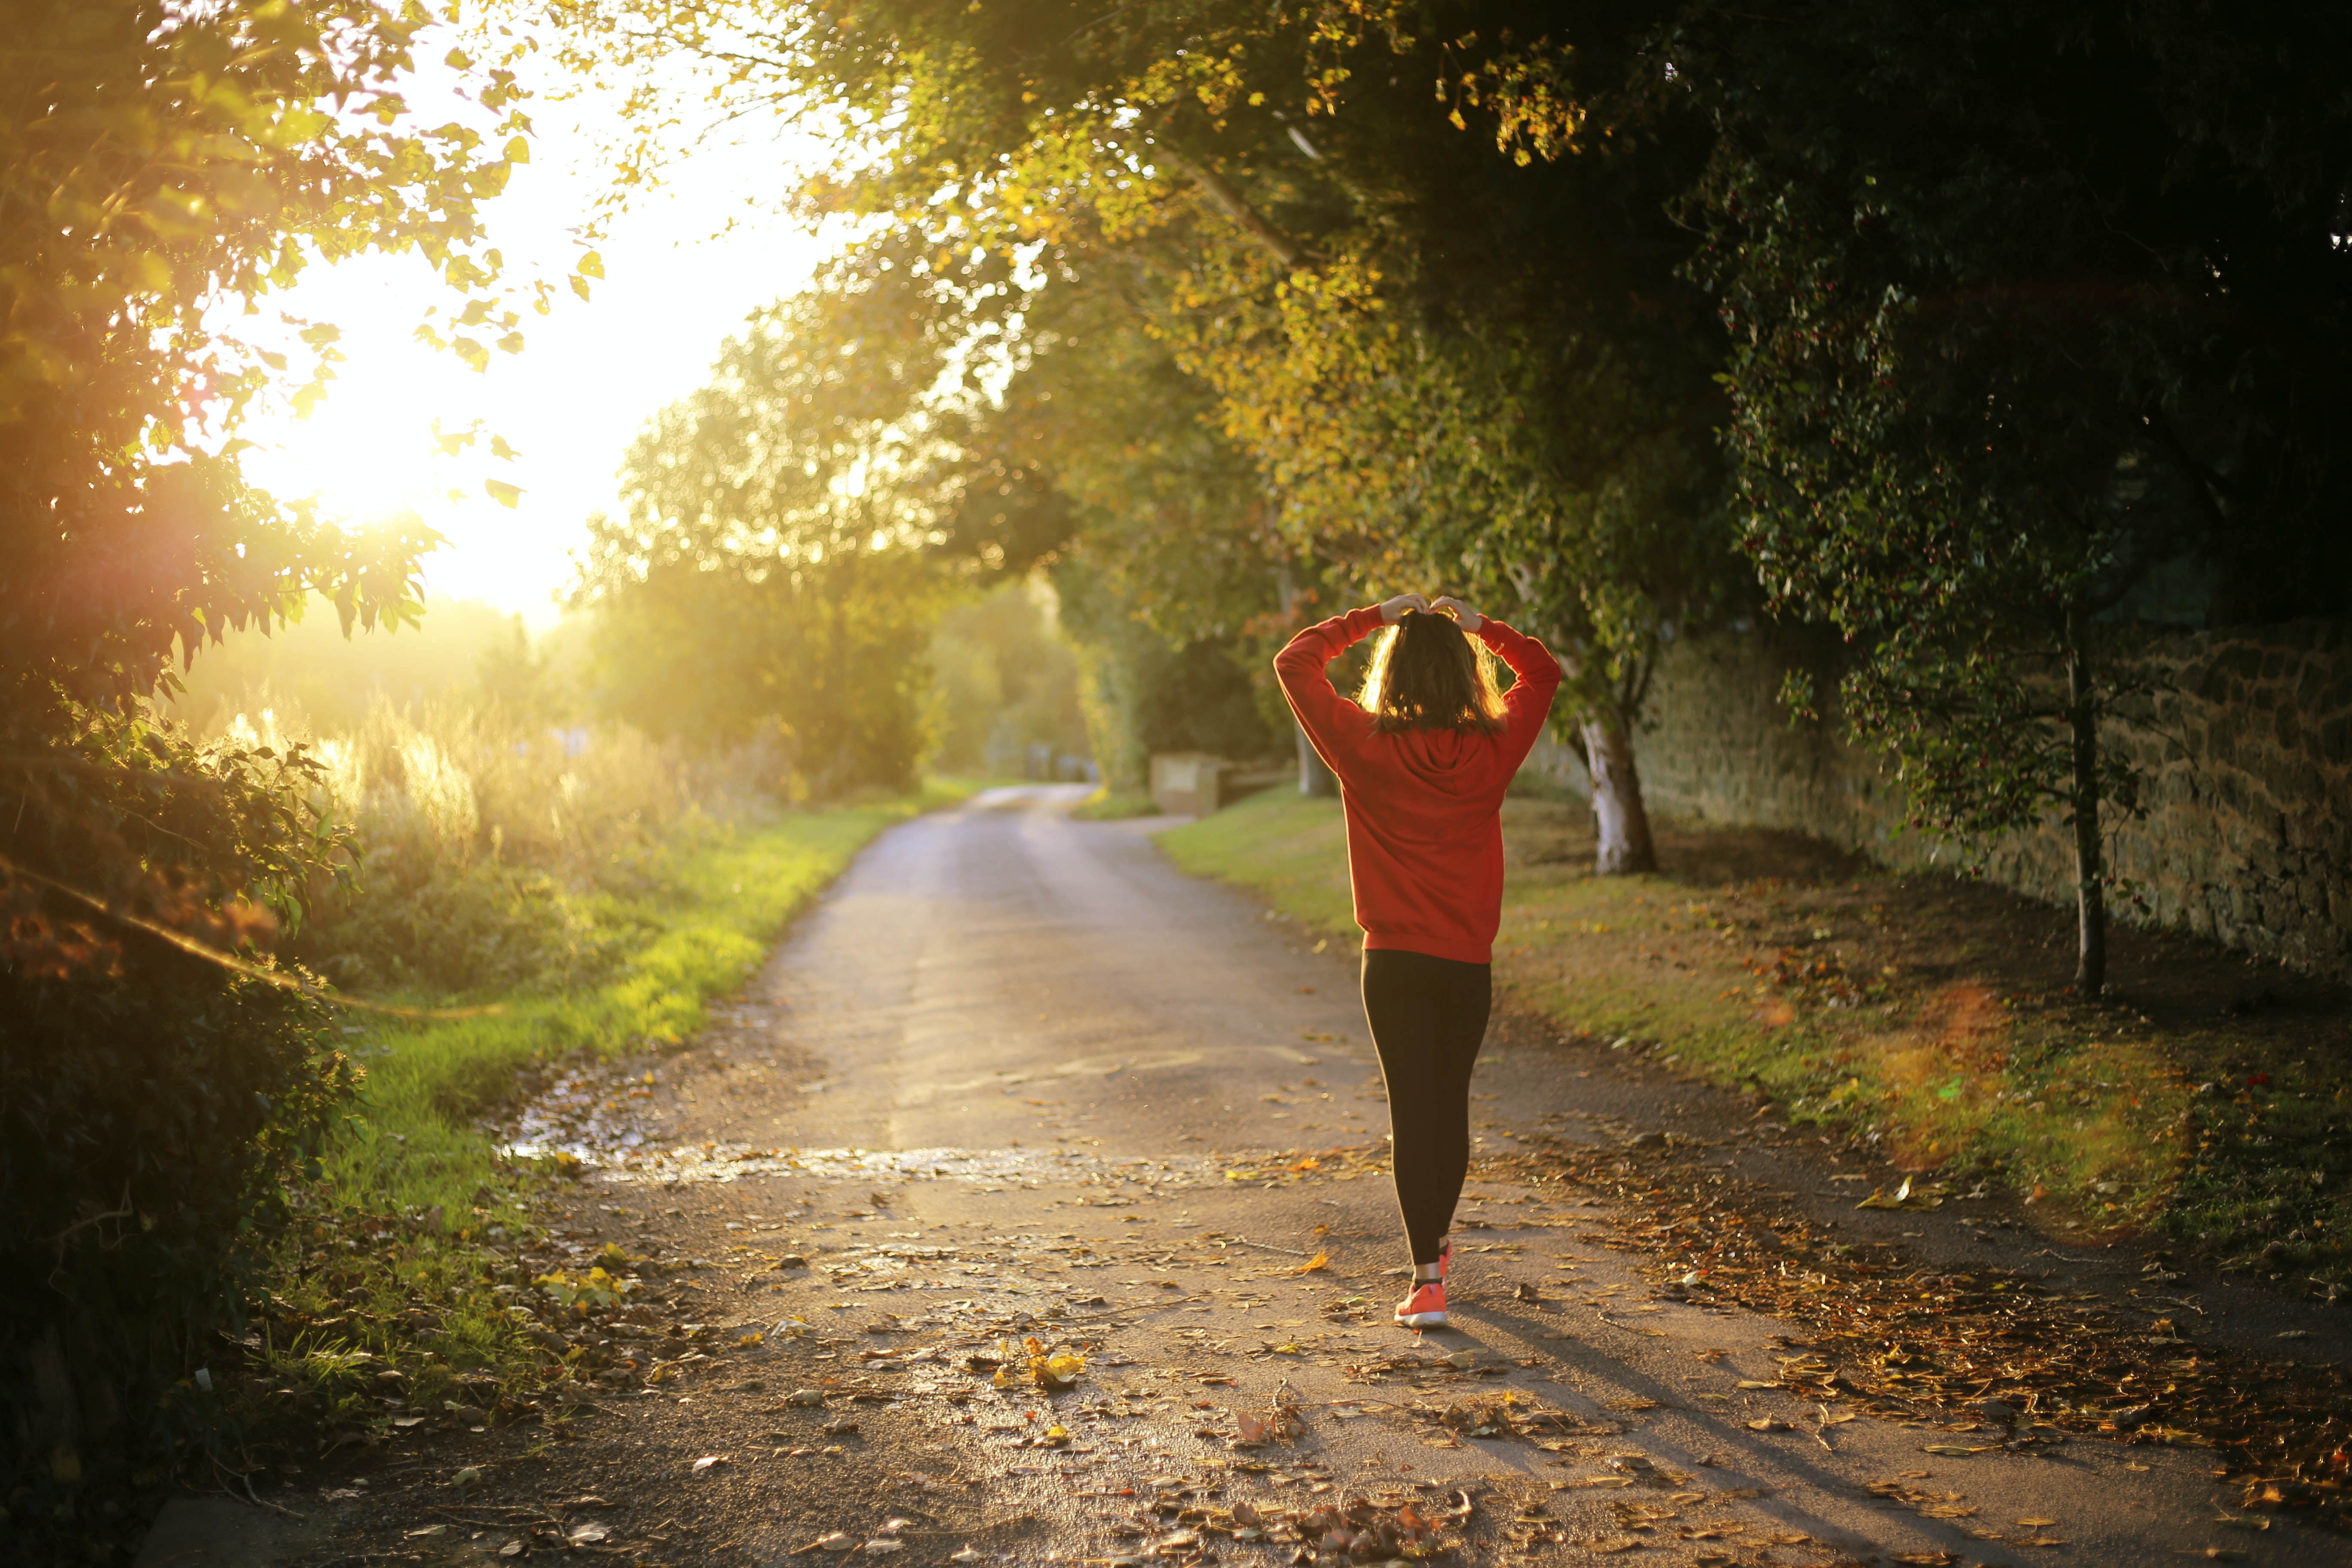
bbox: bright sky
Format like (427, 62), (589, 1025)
(236, 74), (830, 627)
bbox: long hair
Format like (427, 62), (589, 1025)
(1357, 609), (1507, 735)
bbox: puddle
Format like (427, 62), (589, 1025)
(587, 1143), (1215, 1188)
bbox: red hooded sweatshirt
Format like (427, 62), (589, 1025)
(1274, 606), (1563, 965)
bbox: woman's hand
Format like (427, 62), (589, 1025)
(1432, 595), (1483, 632)
(1378, 592), (1430, 625)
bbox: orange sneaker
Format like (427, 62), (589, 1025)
(1394, 1280), (1448, 1329)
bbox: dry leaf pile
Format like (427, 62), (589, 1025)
(1474, 1134), (2352, 1529)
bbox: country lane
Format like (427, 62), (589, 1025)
(147, 786), (2340, 1568)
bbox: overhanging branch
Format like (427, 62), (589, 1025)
(1154, 145), (1310, 272)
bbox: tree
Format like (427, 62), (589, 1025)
(980, 276), (1295, 792)
(576, 284), (962, 797)
(537, 0), (1739, 873)
(0, 0), (544, 1507)
(1666, 0), (2352, 991)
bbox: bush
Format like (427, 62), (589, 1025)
(0, 952), (351, 1543)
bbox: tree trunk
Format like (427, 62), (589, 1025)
(2065, 604), (2106, 995)
(1581, 710), (1657, 874)
(1274, 555), (1338, 797)
(1297, 723), (1338, 797)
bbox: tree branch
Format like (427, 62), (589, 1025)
(1153, 145), (1310, 272)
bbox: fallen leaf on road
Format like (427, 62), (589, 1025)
(796, 1532), (856, 1555)
(403, 1525), (448, 1538)
(692, 1455), (730, 1472)
(1922, 1444), (1998, 1456)
(567, 1524), (611, 1545)
(864, 1542), (905, 1555)
(1746, 1418), (1792, 1432)
(1292, 1251), (1329, 1274)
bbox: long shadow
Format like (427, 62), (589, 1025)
(1406, 1296), (2039, 1558)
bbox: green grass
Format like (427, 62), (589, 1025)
(1158, 790), (2351, 1286)
(1157, 789), (1354, 926)
(330, 785), (973, 1216)
(1071, 787), (1162, 821)
(235, 783), (976, 1446)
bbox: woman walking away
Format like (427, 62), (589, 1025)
(1275, 593), (1562, 1329)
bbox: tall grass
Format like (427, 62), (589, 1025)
(218, 693), (723, 997)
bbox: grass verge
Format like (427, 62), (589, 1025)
(1158, 788), (2351, 1292)
(230, 782), (975, 1455)
(1071, 787), (1161, 821)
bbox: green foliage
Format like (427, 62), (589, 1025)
(929, 581), (1090, 778)
(576, 288), (959, 798)
(1667, 0), (2352, 985)
(1057, 560), (1282, 792)
(539, 1), (1738, 863)
(0, 958), (352, 1534)
(259, 699), (693, 998)
(4, 0), (540, 725)
(0, 0), (557, 1518)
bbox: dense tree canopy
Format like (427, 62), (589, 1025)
(541, 0), (1738, 868)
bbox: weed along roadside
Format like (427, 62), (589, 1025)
(219, 787), (979, 1490)
(1157, 787), (2352, 1290)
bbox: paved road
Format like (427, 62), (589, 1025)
(608, 786), (2327, 1568)
(725, 783), (1375, 1154)
(147, 786), (2335, 1567)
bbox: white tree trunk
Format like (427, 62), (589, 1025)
(1582, 712), (1657, 875)
(1297, 723), (1337, 796)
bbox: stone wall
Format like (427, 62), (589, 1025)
(1523, 619), (2352, 981)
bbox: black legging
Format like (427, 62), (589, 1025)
(1360, 948), (1492, 1266)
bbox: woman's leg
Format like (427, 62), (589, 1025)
(1361, 949), (1494, 1267)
